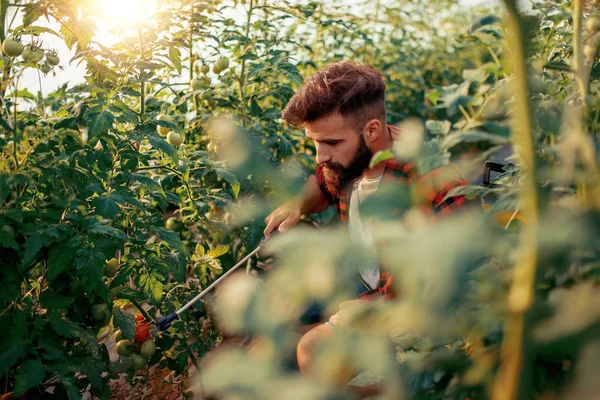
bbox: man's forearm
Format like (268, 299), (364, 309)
(297, 175), (331, 215)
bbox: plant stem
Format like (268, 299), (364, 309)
(132, 299), (153, 322)
(572, 0), (587, 101)
(238, 0), (254, 103)
(569, 1), (600, 209)
(189, 4), (199, 112)
(12, 69), (18, 169)
(137, 21), (145, 117)
(493, 2), (539, 399)
(1, 0), (13, 102)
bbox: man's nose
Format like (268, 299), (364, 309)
(315, 144), (330, 164)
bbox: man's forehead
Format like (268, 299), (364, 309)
(304, 114), (351, 140)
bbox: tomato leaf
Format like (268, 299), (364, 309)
(56, 374), (82, 400)
(0, 228), (19, 250)
(155, 227), (187, 254)
(47, 238), (80, 281)
(0, 347), (26, 376)
(87, 220), (128, 240)
(112, 287), (146, 302)
(39, 291), (74, 310)
(112, 309), (136, 341)
(75, 246), (105, 290)
(215, 168), (240, 198)
(92, 193), (125, 219)
(21, 232), (49, 271)
(148, 135), (179, 163)
(169, 46), (182, 74)
(84, 106), (115, 139)
(426, 120), (452, 136)
(208, 245), (229, 258)
(13, 359), (46, 396)
(139, 273), (164, 303)
(369, 149), (395, 169)
(128, 173), (165, 194)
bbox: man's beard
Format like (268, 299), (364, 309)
(321, 134), (372, 199)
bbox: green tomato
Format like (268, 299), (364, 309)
(92, 304), (109, 321)
(200, 64), (210, 74)
(32, 47), (44, 63)
(2, 39), (24, 57)
(215, 57), (229, 71)
(131, 354), (148, 370)
(40, 63), (51, 74)
(115, 340), (132, 356)
(21, 46), (35, 63)
(167, 131), (183, 147)
(114, 329), (125, 342)
(190, 78), (202, 91)
(97, 312), (112, 327)
(104, 258), (119, 278)
(140, 340), (157, 357)
(46, 53), (60, 66)
(22, 45), (44, 63)
(116, 356), (132, 373)
(199, 91), (211, 101)
(165, 217), (180, 231)
(156, 114), (173, 136)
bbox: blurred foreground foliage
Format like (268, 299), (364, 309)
(1, 0), (600, 398)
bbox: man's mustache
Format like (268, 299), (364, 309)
(321, 161), (344, 172)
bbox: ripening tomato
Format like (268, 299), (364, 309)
(134, 322), (151, 343)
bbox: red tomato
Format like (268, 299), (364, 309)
(135, 314), (144, 322)
(135, 322), (151, 343)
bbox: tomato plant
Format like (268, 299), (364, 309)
(1, 0), (600, 398)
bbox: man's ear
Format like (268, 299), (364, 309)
(363, 119), (383, 143)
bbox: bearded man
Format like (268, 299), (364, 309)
(263, 61), (469, 391)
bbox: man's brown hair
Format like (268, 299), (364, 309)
(282, 61), (386, 130)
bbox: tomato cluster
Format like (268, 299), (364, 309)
(114, 316), (158, 374)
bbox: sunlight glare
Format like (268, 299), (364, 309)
(90, 0), (158, 42)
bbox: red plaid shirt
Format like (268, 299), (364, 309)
(315, 126), (469, 301)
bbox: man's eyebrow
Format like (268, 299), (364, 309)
(319, 138), (342, 144)
(306, 136), (342, 144)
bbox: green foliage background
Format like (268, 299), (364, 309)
(1, 0), (600, 398)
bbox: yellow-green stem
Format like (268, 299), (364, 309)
(573, 0), (587, 101)
(571, 1), (600, 209)
(493, 2), (539, 399)
(238, 0), (254, 103)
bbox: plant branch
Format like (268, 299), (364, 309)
(492, 2), (539, 399)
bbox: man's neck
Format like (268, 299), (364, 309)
(364, 125), (394, 179)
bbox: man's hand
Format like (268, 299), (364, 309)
(327, 300), (371, 327)
(263, 200), (302, 237)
